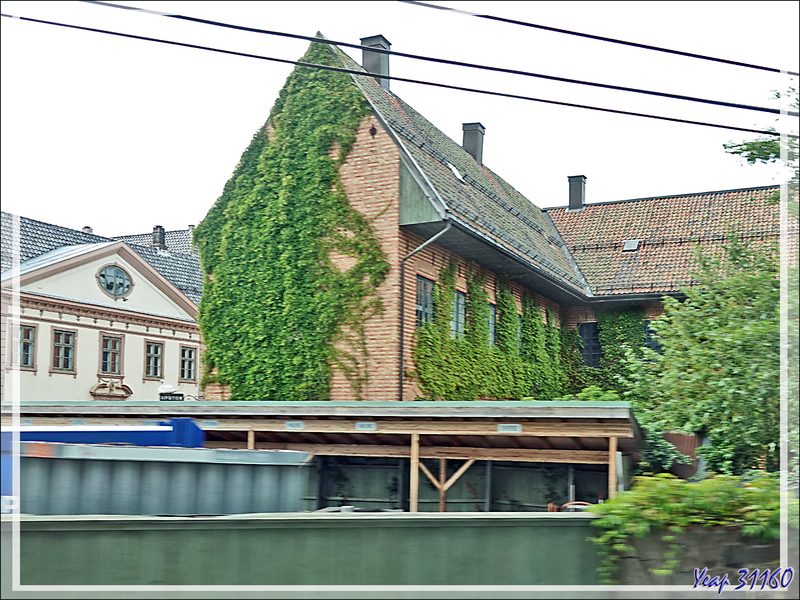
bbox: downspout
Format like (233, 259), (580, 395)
(399, 219), (452, 401)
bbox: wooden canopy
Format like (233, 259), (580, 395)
(2, 400), (642, 509)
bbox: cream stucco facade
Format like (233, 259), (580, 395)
(2, 242), (201, 402)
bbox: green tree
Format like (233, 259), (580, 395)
(622, 236), (780, 475)
(724, 89), (798, 482)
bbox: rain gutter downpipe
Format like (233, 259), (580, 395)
(399, 219), (452, 401)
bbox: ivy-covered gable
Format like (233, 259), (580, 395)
(193, 40), (389, 401)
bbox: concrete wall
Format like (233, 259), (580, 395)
(3, 513), (601, 585)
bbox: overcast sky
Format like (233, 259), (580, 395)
(2, 1), (798, 238)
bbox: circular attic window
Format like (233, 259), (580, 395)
(97, 265), (133, 298)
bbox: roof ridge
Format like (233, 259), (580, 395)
(543, 184), (781, 211)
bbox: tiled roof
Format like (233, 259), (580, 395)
(330, 45), (588, 294)
(545, 187), (787, 296)
(113, 230), (197, 256)
(1, 212), (203, 304)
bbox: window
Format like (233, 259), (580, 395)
(97, 265), (132, 298)
(644, 320), (663, 354)
(11, 324), (36, 369)
(488, 304), (497, 346)
(52, 329), (75, 372)
(450, 291), (466, 339)
(416, 276), (434, 327)
(101, 335), (122, 375)
(145, 342), (163, 379)
(578, 322), (601, 367)
(180, 346), (197, 382)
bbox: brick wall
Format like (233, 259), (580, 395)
(328, 115), (402, 401)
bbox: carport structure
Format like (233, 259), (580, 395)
(2, 400), (642, 511)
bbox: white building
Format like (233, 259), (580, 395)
(1, 214), (203, 402)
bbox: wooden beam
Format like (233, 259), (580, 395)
(609, 436), (618, 500)
(247, 430), (255, 450)
(418, 460), (441, 490)
(410, 433), (420, 513)
(439, 459), (447, 512)
(443, 459), (475, 492)
(252, 442), (610, 464)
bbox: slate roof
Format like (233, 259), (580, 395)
(113, 229), (197, 256)
(1, 212), (203, 304)
(329, 44), (588, 294)
(1, 243), (116, 280)
(545, 186), (787, 296)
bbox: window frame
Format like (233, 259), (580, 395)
(8, 321), (38, 372)
(487, 303), (497, 346)
(450, 290), (466, 339)
(143, 339), (164, 380)
(95, 263), (135, 300)
(50, 326), (78, 376)
(98, 332), (125, 377)
(179, 345), (198, 383)
(578, 322), (601, 368)
(644, 320), (663, 355)
(415, 275), (435, 328)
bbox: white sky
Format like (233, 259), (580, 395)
(1, 1), (798, 238)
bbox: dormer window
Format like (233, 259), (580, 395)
(97, 265), (133, 298)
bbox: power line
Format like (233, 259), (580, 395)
(81, 0), (796, 117)
(401, 1), (800, 78)
(1, 13), (796, 139)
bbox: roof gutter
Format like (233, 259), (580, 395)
(399, 219), (451, 401)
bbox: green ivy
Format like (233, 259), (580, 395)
(193, 41), (389, 401)
(588, 472), (790, 584)
(412, 264), (572, 401)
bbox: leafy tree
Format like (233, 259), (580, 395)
(621, 236), (780, 475)
(724, 89), (798, 482)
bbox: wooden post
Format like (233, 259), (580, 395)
(247, 430), (255, 450)
(608, 436), (618, 500)
(410, 433), (419, 512)
(439, 459), (447, 512)
(484, 461), (492, 512)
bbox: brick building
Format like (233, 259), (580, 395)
(199, 34), (784, 403)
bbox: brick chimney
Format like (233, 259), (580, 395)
(361, 35), (391, 92)
(568, 175), (586, 211)
(462, 123), (485, 166)
(152, 225), (167, 249)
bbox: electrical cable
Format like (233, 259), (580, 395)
(80, 0), (795, 117)
(400, 0), (800, 77)
(1, 13), (796, 139)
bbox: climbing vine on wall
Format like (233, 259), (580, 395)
(412, 263), (572, 401)
(193, 41), (389, 401)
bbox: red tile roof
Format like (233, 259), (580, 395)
(546, 186), (789, 296)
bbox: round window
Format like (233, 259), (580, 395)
(98, 266), (132, 297)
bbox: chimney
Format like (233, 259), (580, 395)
(361, 35), (391, 92)
(462, 122), (485, 166)
(82, 226), (93, 234)
(568, 175), (586, 211)
(152, 225), (167, 249)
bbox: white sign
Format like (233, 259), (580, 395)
(497, 424), (522, 434)
(355, 422), (377, 431)
(201, 420), (219, 428)
(285, 421), (305, 431)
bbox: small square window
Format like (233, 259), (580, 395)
(622, 239), (642, 252)
(145, 342), (163, 379)
(101, 336), (122, 375)
(52, 330), (75, 372)
(180, 347), (197, 382)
